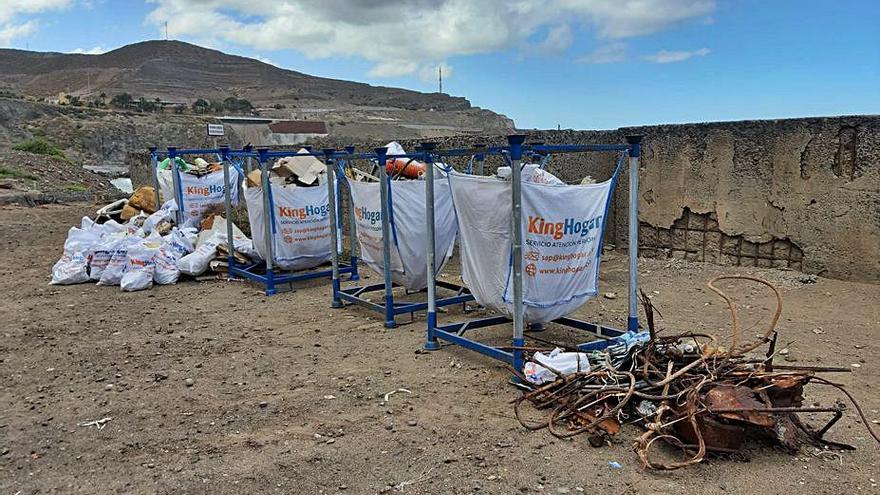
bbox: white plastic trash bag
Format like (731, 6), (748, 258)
(177, 233), (222, 276)
(348, 171), (457, 291)
(142, 199), (178, 235)
(97, 236), (142, 286)
(50, 226), (101, 285)
(120, 242), (160, 291)
(449, 169), (614, 323)
(158, 168), (240, 221)
(244, 182), (333, 271)
(154, 228), (196, 285)
(523, 348), (591, 385)
(89, 232), (127, 281)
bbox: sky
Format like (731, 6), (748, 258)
(1, 0), (878, 130)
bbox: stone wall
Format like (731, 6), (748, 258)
(128, 115), (880, 283)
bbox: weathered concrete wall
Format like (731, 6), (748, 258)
(128, 115), (880, 283)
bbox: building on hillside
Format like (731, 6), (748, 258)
(217, 117), (328, 146)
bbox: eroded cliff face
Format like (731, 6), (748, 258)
(623, 117), (878, 283)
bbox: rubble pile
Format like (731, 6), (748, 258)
(514, 275), (880, 470)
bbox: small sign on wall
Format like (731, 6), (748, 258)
(206, 123), (225, 137)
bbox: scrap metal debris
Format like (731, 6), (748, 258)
(512, 275), (880, 470)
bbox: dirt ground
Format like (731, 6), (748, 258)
(1, 203), (878, 495)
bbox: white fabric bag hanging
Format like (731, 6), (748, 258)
(158, 168), (240, 221)
(347, 170), (457, 291)
(243, 182), (333, 271)
(449, 169), (615, 323)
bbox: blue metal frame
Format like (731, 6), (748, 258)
(422, 134), (643, 374)
(150, 145), (361, 296)
(331, 145), (475, 328)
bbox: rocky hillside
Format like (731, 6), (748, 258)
(0, 40), (514, 135)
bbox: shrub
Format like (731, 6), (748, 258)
(12, 137), (71, 163)
(0, 167), (37, 180)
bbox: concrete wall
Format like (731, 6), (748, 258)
(128, 115), (880, 283)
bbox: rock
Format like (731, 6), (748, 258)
(603, 292), (617, 300)
(797, 274), (817, 284)
(128, 186), (158, 214)
(259, 401), (268, 408)
(105, 384), (114, 391)
(407, 420), (418, 427)
(185, 378), (194, 387)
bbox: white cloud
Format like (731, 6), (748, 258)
(0, 20), (37, 46)
(145, 0), (716, 77)
(0, 0), (74, 47)
(70, 45), (106, 55)
(644, 47), (710, 63)
(527, 24), (574, 56)
(579, 42), (627, 64)
(0, 0), (73, 23)
(418, 62), (453, 86)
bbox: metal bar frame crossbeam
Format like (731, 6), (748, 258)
(423, 134), (643, 374)
(330, 145), (475, 328)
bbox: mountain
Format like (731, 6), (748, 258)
(0, 40), (514, 137)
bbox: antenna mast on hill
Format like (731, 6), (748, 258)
(439, 66), (443, 94)
(164, 22), (168, 40)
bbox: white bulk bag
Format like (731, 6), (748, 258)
(243, 183), (333, 271)
(347, 172), (457, 291)
(449, 170), (614, 323)
(158, 168), (240, 221)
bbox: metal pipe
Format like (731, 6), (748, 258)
(376, 147), (396, 328)
(625, 135), (643, 332)
(324, 149), (342, 308)
(422, 142), (440, 351)
(220, 145), (235, 279)
(345, 146), (360, 281)
(474, 144), (486, 175)
(508, 134), (526, 372)
(167, 147), (184, 226)
(243, 144), (253, 174)
(148, 147), (160, 209)
(258, 148), (276, 295)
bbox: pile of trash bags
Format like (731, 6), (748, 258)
(50, 195), (259, 292)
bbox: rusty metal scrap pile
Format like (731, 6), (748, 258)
(512, 275), (880, 470)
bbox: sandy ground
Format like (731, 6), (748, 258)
(1, 203), (878, 495)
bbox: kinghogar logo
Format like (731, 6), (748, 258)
(185, 184), (225, 196)
(278, 204), (329, 220)
(358, 206), (382, 225)
(528, 215), (604, 240)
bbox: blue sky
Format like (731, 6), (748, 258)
(3, 0), (879, 129)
